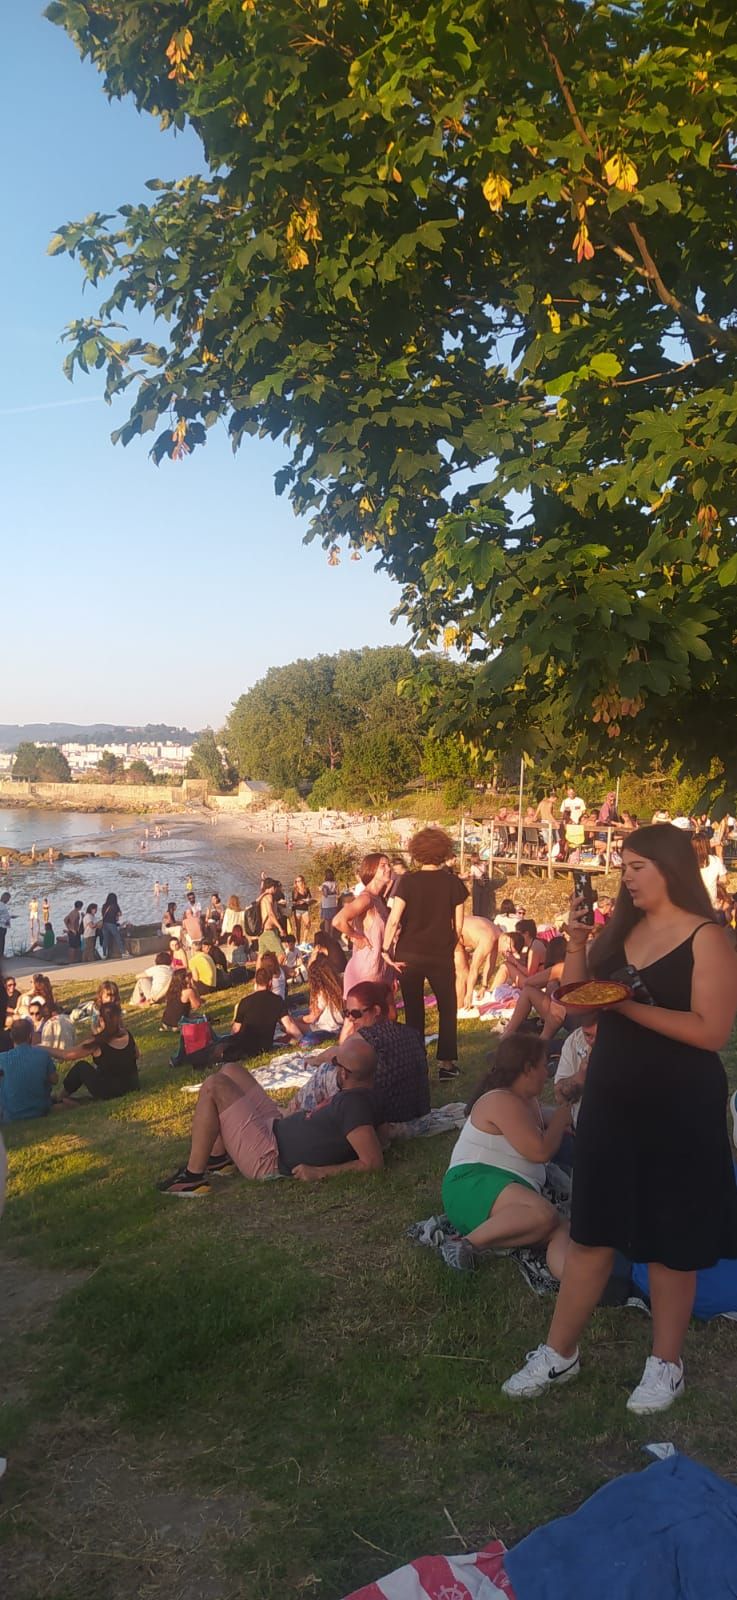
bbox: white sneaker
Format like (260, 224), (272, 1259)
(729, 1090), (737, 1150)
(626, 1356), (684, 1415)
(502, 1342), (580, 1399)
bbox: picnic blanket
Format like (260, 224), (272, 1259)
(505, 1453), (737, 1600)
(180, 1049), (325, 1096)
(343, 1541), (515, 1600)
(388, 1103), (466, 1140)
(343, 1455), (737, 1600)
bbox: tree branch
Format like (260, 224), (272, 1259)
(626, 220), (737, 353)
(613, 352), (716, 388)
(526, 2), (596, 154)
(527, 4), (737, 356)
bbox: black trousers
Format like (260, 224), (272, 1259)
(399, 957), (458, 1062)
(63, 1060), (122, 1100)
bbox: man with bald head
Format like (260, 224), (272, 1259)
(158, 1033), (383, 1195)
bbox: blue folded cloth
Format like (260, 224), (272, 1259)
(506, 1454), (737, 1599)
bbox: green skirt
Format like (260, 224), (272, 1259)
(442, 1161), (535, 1237)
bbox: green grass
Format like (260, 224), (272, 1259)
(2, 976), (737, 1600)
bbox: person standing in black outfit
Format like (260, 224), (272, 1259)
(382, 827), (467, 1080)
(504, 823), (737, 1415)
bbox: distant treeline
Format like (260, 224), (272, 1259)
(224, 647), (498, 809)
(220, 647), (715, 818)
(0, 722), (197, 751)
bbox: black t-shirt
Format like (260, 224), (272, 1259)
(274, 1089), (379, 1175)
(394, 869), (468, 960)
(233, 989), (287, 1053)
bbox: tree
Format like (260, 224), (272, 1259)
(305, 769), (346, 813)
(340, 728), (415, 807)
(225, 647), (423, 788)
(96, 750), (122, 780)
(125, 759), (155, 784)
(186, 731), (235, 792)
(421, 735), (479, 787)
(12, 742), (72, 783)
(48, 1), (737, 805)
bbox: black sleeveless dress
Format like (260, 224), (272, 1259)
(571, 927), (737, 1270)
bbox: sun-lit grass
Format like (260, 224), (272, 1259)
(2, 971), (737, 1599)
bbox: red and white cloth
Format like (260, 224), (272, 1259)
(344, 1541), (516, 1600)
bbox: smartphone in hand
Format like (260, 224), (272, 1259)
(610, 963), (655, 1005)
(571, 869), (596, 926)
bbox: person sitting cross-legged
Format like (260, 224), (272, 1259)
(216, 966), (305, 1062)
(50, 1003), (140, 1103)
(441, 1034), (572, 1274)
(158, 1034), (384, 1195)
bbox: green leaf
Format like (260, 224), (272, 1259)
(717, 553), (737, 588)
(589, 353), (623, 379)
(639, 181), (682, 215)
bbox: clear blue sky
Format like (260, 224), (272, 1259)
(1, 7), (409, 732)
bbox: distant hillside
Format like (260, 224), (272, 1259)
(0, 724), (199, 751)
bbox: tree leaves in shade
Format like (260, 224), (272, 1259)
(47, 0), (737, 805)
(12, 742), (72, 783)
(186, 730), (236, 792)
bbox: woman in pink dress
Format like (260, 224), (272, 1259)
(333, 854), (394, 996)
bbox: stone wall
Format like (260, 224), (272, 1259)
(0, 779), (208, 812)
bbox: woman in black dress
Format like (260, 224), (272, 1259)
(504, 824), (737, 1414)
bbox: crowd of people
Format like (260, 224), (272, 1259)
(488, 791), (737, 871)
(2, 807), (737, 1418)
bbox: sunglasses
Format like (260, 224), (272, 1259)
(342, 1005), (372, 1020)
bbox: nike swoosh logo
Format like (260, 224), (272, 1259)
(548, 1364), (576, 1380)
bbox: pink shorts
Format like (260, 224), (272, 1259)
(219, 1075), (282, 1179)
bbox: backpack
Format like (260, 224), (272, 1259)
(243, 902), (261, 937)
(180, 1016), (214, 1056)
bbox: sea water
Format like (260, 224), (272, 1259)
(0, 808), (306, 955)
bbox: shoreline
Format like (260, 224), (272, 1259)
(0, 797), (422, 878)
(0, 795), (197, 815)
(214, 804), (418, 856)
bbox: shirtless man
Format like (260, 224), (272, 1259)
(454, 915), (500, 1009)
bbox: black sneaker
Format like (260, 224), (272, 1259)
(440, 1236), (478, 1272)
(438, 1064), (460, 1081)
(510, 1247), (557, 1296)
(207, 1154), (235, 1176)
(157, 1167), (210, 1196)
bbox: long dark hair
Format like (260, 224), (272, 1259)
(544, 935), (567, 968)
(32, 973), (57, 1013)
(308, 953), (344, 1015)
(590, 823), (716, 971)
(95, 1002), (126, 1042)
(466, 1034), (547, 1115)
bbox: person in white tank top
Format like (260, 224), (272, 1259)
(442, 1035), (572, 1278)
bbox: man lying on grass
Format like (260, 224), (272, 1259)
(158, 1034), (384, 1195)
